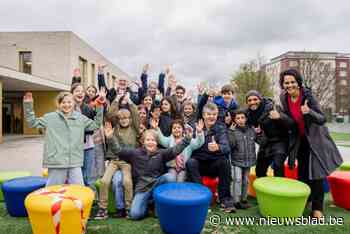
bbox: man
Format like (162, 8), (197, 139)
(186, 102), (235, 212)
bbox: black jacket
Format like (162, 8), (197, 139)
(280, 88), (343, 179)
(191, 122), (231, 161)
(159, 112), (173, 137)
(107, 136), (191, 193)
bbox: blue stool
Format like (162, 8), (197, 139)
(2, 176), (47, 217)
(154, 182), (212, 234)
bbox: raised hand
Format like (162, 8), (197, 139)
(104, 121), (114, 139)
(196, 119), (204, 133)
(150, 118), (159, 129)
(23, 92), (33, 103)
(197, 83), (205, 95)
(168, 74), (177, 89)
(185, 125), (194, 139)
(301, 100), (310, 114)
(73, 68), (81, 77)
(269, 105), (281, 119)
(165, 65), (171, 75)
(143, 64), (150, 73)
(208, 136), (219, 152)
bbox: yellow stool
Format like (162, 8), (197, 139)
(248, 166), (274, 197)
(42, 168), (48, 178)
(25, 185), (94, 234)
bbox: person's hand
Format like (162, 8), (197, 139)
(269, 110), (281, 120)
(122, 92), (132, 104)
(168, 74), (177, 89)
(150, 118), (159, 129)
(175, 155), (184, 172)
(197, 83), (205, 95)
(98, 87), (107, 99)
(73, 68), (81, 77)
(196, 119), (204, 134)
(23, 92), (33, 103)
(143, 64), (150, 73)
(301, 100), (310, 114)
(104, 121), (114, 139)
(208, 136), (219, 152)
(185, 125), (194, 139)
(165, 65), (171, 75)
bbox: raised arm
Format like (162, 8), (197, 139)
(23, 92), (47, 129)
(84, 91), (106, 131)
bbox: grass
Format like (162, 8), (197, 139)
(331, 132), (350, 142)
(1, 194), (350, 234)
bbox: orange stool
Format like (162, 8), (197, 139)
(248, 166), (274, 197)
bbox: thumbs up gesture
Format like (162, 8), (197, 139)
(301, 100), (310, 114)
(269, 107), (280, 120)
(208, 136), (219, 152)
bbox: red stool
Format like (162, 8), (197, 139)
(202, 176), (218, 203)
(328, 171), (350, 210)
(284, 160), (298, 180)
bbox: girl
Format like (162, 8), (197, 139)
(158, 97), (177, 136)
(23, 91), (104, 186)
(151, 118), (205, 182)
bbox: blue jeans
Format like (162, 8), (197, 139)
(82, 148), (97, 192)
(112, 170), (125, 210)
(129, 173), (176, 220)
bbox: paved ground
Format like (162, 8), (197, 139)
(0, 135), (349, 175)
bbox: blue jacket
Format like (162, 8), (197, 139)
(213, 96), (239, 123)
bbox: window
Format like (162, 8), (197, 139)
(339, 79), (347, 86)
(79, 57), (88, 85)
(19, 51), (32, 74)
(91, 63), (95, 86)
(339, 70), (347, 77)
(339, 62), (347, 68)
(289, 60), (298, 67)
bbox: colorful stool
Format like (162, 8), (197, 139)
(247, 166), (274, 197)
(202, 176), (218, 203)
(284, 160), (298, 180)
(0, 171), (31, 201)
(339, 162), (350, 171)
(327, 171), (350, 210)
(254, 177), (310, 218)
(2, 176), (47, 217)
(154, 183), (211, 234)
(25, 184), (94, 234)
(95, 179), (116, 213)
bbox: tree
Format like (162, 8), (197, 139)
(231, 55), (273, 106)
(298, 53), (336, 113)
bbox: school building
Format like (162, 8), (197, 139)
(0, 31), (130, 143)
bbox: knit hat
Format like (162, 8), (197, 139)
(245, 90), (262, 103)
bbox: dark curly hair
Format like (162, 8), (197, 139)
(279, 68), (303, 89)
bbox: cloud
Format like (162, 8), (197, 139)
(1, 0), (350, 89)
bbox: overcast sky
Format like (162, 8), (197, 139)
(1, 0), (350, 90)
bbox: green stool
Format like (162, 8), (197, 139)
(339, 162), (350, 171)
(95, 179), (116, 213)
(0, 171), (32, 201)
(254, 177), (310, 218)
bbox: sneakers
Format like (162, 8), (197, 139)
(220, 197), (236, 213)
(94, 208), (108, 220)
(235, 200), (251, 209)
(112, 209), (127, 218)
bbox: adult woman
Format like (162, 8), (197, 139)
(279, 68), (343, 218)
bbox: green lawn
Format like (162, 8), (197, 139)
(331, 132), (350, 142)
(1, 194), (349, 234)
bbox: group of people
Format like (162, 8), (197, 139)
(23, 64), (343, 221)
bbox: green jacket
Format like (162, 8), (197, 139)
(23, 102), (103, 168)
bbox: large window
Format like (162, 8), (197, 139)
(339, 62), (348, 68)
(19, 51), (32, 74)
(79, 56), (88, 85)
(339, 70), (347, 77)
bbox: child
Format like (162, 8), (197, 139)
(104, 124), (193, 220)
(228, 109), (264, 209)
(94, 94), (139, 219)
(151, 118), (205, 182)
(23, 91), (104, 186)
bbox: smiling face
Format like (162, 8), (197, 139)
(118, 110), (131, 128)
(143, 96), (153, 109)
(247, 96), (261, 111)
(234, 113), (247, 127)
(172, 123), (184, 138)
(58, 95), (74, 115)
(203, 108), (218, 128)
(222, 91), (233, 104)
(148, 83), (157, 96)
(175, 88), (185, 101)
(86, 86), (97, 100)
(72, 85), (85, 105)
(282, 75), (300, 97)
(143, 130), (158, 153)
(161, 99), (171, 113)
(183, 103), (194, 117)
